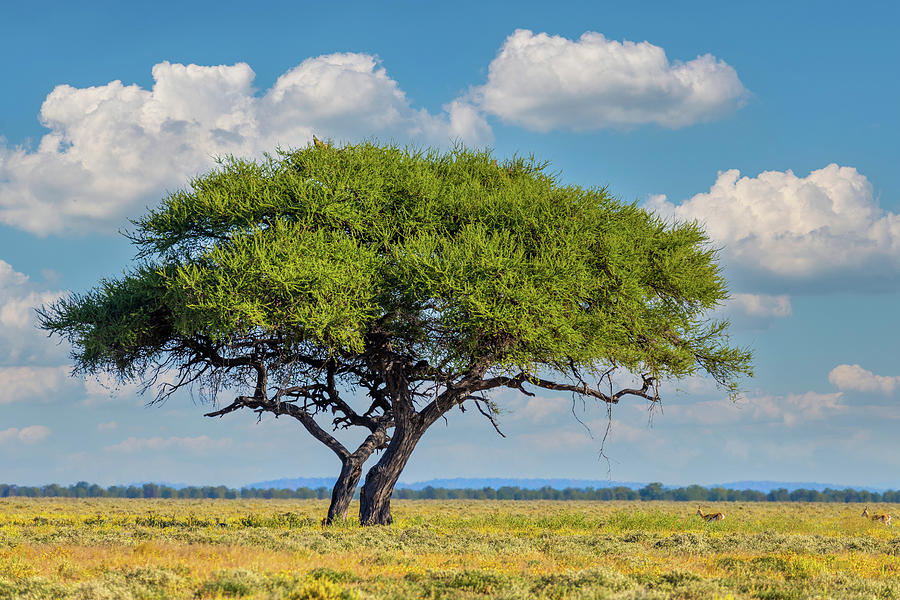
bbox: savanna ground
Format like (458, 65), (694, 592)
(1, 499), (898, 599)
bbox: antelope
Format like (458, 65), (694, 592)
(861, 506), (892, 526)
(696, 505), (725, 521)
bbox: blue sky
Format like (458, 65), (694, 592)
(1, 0), (898, 489)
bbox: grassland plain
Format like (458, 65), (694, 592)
(0, 499), (898, 599)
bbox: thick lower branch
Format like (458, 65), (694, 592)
(480, 373), (657, 404)
(205, 396), (350, 460)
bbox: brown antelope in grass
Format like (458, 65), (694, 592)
(696, 505), (725, 521)
(861, 506), (892, 526)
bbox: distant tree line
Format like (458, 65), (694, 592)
(395, 484), (900, 503)
(0, 482), (331, 500)
(2, 481), (899, 503)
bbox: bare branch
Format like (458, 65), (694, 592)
(203, 397), (253, 418)
(474, 399), (506, 438)
(481, 373), (657, 404)
(206, 395), (351, 460)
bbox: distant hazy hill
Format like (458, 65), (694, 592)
(245, 477), (892, 493)
(125, 481), (193, 490)
(247, 477), (644, 491)
(246, 477), (338, 490)
(717, 480), (889, 493)
(396, 478), (647, 491)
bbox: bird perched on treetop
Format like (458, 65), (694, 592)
(313, 135), (329, 149)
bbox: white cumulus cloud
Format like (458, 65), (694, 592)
(829, 364), (899, 395)
(471, 29), (747, 131)
(504, 394), (570, 423)
(727, 293), (792, 318)
(520, 429), (594, 451)
(0, 366), (73, 404)
(712, 293), (792, 330)
(0, 259), (66, 365)
(646, 165), (900, 288)
(0, 56), (491, 235)
(602, 419), (656, 444)
(82, 371), (142, 405)
(0, 425), (51, 445)
(105, 435), (233, 454)
(670, 391), (845, 427)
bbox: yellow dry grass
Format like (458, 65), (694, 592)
(0, 498), (897, 599)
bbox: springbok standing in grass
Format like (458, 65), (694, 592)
(696, 505), (725, 521)
(861, 506), (892, 526)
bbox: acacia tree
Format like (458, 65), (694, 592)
(40, 142), (751, 525)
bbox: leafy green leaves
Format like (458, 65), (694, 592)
(171, 221), (381, 353)
(38, 267), (174, 376)
(43, 142), (751, 390)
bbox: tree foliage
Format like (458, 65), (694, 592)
(41, 141), (752, 524)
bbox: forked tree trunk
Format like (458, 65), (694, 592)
(324, 457), (363, 524)
(321, 428), (389, 525)
(359, 421), (427, 525)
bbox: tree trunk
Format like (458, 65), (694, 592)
(322, 427), (390, 525)
(324, 457), (363, 524)
(359, 421), (426, 525)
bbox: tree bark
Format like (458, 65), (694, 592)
(357, 365), (487, 526)
(324, 457), (363, 524)
(324, 426), (390, 524)
(359, 419), (427, 525)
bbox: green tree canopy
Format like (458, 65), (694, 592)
(41, 142), (751, 524)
